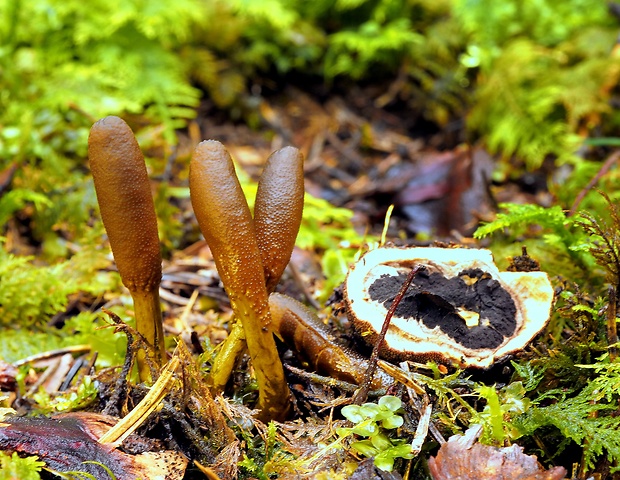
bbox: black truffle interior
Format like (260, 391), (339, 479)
(367, 268), (517, 349)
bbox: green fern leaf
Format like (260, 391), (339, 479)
(514, 382), (620, 471)
(474, 203), (567, 239)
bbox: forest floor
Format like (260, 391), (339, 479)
(0, 84), (608, 480)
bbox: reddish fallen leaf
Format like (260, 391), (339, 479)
(0, 411), (187, 479)
(0, 162), (17, 196)
(428, 426), (567, 480)
(0, 360), (17, 391)
(396, 147), (495, 235)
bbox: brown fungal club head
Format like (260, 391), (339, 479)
(189, 140), (292, 421)
(88, 116), (166, 374)
(88, 116), (162, 294)
(254, 146), (304, 293)
(344, 247), (554, 369)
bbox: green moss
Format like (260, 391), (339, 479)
(0, 452), (44, 480)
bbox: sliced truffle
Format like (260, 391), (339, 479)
(344, 247), (554, 368)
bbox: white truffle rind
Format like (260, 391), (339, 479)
(344, 247), (554, 368)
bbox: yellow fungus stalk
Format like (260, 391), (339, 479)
(189, 140), (291, 421)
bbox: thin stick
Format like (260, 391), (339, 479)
(608, 285), (618, 361)
(352, 265), (424, 405)
(98, 356), (179, 446)
(14, 345), (91, 367)
(381, 205), (394, 247)
(569, 150), (620, 216)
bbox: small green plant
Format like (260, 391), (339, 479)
(514, 374), (620, 472)
(337, 396), (414, 472)
(469, 356), (620, 474)
(32, 376), (98, 414)
(238, 421), (289, 480)
(471, 382), (532, 445)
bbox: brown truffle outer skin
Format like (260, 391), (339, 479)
(88, 116), (162, 293)
(189, 140), (290, 421)
(254, 147), (304, 293)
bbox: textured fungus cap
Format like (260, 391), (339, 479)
(344, 247), (554, 368)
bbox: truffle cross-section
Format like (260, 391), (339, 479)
(344, 247), (554, 368)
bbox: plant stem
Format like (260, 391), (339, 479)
(608, 286), (618, 362)
(131, 289), (166, 381)
(208, 322), (246, 391)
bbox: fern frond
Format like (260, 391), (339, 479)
(0, 240), (112, 327)
(0, 189), (52, 227)
(227, 0), (298, 30)
(578, 357), (620, 403)
(455, 0), (616, 167)
(474, 203), (567, 239)
(325, 18), (422, 78)
(515, 381), (620, 471)
(511, 361), (545, 392)
(469, 39), (583, 167)
(574, 192), (620, 288)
